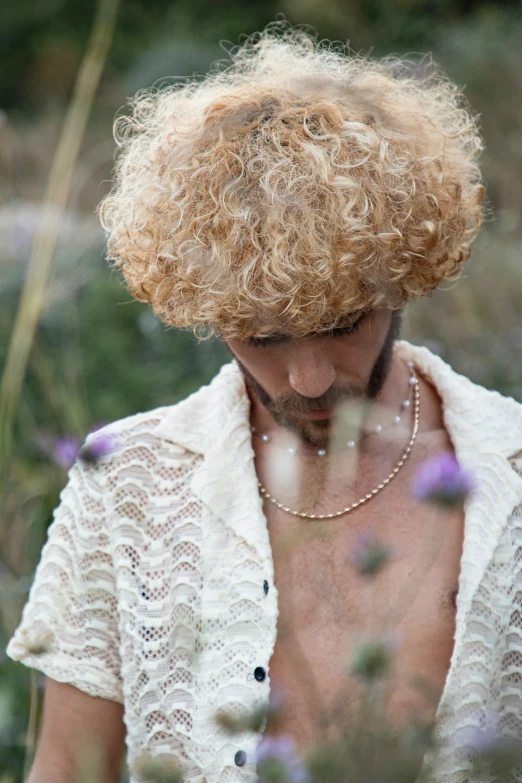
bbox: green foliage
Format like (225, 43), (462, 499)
(75, 272), (230, 420)
(0, 0), (277, 111)
(0, 657), (33, 780)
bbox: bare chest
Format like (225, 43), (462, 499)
(262, 486), (465, 754)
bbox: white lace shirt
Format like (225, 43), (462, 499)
(6, 340), (522, 783)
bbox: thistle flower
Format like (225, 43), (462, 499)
(413, 451), (475, 509)
(347, 527), (395, 577)
(268, 685), (287, 711)
(78, 431), (115, 464)
(462, 713), (522, 776)
(49, 426), (114, 468)
(256, 735), (312, 783)
(349, 633), (400, 681)
(214, 686), (287, 735)
(53, 435), (81, 468)
(132, 751), (183, 783)
(260, 685), (287, 733)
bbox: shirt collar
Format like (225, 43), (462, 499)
(160, 337), (522, 571)
(160, 339), (522, 464)
(394, 339), (522, 461)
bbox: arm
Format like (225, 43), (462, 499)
(5, 431), (126, 781)
(26, 678), (126, 783)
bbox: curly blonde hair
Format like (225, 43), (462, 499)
(98, 22), (485, 340)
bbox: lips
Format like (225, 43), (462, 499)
(299, 409), (332, 421)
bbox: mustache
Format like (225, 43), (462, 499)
(268, 385), (364, 414)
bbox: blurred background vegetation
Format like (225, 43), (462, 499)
(1, 0), (522, 780)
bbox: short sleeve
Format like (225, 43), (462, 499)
(5, 448), (123, 703)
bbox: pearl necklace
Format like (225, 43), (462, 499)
(256, 364), (420, 520)
(252, 360), (417, 457)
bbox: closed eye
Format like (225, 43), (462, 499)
(247, 333), (290, 348)
(247, 314), (364, 347)
(323, 317), (364, 338)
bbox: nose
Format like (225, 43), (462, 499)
(287, 344), (336, 399)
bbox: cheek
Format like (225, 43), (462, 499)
(331, 324), (388, 376)
(228, 342), (287, 388)
(244, 351), (286, 387)
(332, 344), (374, 384)
(356, 314), (392, 358)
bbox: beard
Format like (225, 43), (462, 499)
(234, 309), (403, 448)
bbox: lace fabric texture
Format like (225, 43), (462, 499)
(6, 396), (278, 783)
(5, 341), (522, 783)
(418, 452), (522, 783)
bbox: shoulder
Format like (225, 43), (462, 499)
(81, 360), (241, 477)
(84, 405), (192, 467)
(397, 340), (522, 458)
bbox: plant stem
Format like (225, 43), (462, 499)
(0, 0), (120, 503)
(23, 670), (39, 781)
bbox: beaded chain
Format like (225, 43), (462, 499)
(257, 367), (420, 519)
(252, 366), (416, 457)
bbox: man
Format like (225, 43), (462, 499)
(6, 24), (522, 783)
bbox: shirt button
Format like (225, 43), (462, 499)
(263, 580), (269, 595)
(254, 666), (266, 682)
(235, 750), (247, 766)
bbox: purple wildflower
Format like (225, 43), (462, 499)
(256, 735), (312, 783)
(462, 711), (522, 775)
(53, 435), (81, 468)
(413, 451), (475, 509)
(259, 685), (288, 734)
(78, 431), (115, 464)
(268, 684), (287, 713)
(463, 722), (498, 754)
(347, 527), (395, 577)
